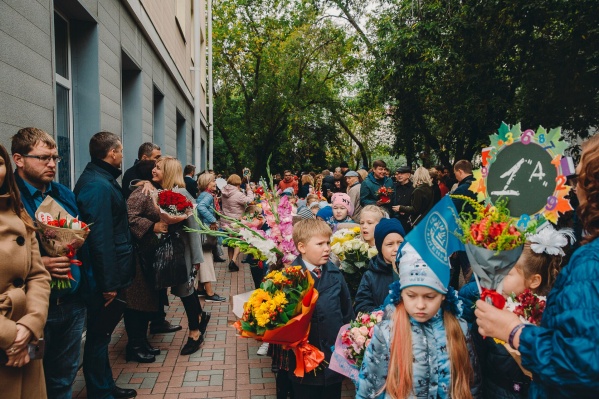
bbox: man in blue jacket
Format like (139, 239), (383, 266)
(12, 127), (92, 399)
(359, 159), (394, 211)
(74, 131), (136, 399)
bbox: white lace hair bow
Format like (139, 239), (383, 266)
(526, 225), (576, 256)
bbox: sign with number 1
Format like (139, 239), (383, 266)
(469, 123), (573, 227)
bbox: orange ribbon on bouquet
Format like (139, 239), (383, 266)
(233, 286), (324, 377)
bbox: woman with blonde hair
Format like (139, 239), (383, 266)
(298, 174), (314, 199)
(221, 173), (254, 271)
(392, 166), (434, 228)
(151, 157), (208, 355)
(0, 143), (51, 398)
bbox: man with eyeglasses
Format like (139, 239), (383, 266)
(278, 170), (298, 194)
(11, 127), (89, 399)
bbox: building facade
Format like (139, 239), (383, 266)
(0, 0), (209, 187)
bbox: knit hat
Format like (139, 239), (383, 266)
(316, 206), (333, 221)
(398, 243), (447, 294)
(331, 192), (354, 216)
(296, 206), (315, 220)
(281, 188), (294, 196)
(374, 218), (406, 254)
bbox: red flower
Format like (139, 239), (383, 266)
(481, 288), (506, 309)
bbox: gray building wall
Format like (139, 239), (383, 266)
(0, 0), (207, 185)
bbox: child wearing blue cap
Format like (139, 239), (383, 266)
(356, 243), (480, 399)
(354, 218), (405, 314)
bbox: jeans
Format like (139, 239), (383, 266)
(83, 299), (116, 399)
(43, 297), (86, 399)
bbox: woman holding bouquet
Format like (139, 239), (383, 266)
(0, 143), (51, 398)
(124, 159), (167, 363)
(475, 134), (599, 398)
(392, 167), (434, 228)
(152, 157), (209, 355)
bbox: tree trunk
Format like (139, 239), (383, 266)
(335, 115), (370, 169)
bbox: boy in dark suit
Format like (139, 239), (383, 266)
(289, 219), (355, 399)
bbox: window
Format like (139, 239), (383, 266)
(176, 111), (186, 163)
(153, 86), (165, 149)
(54, 12), (74, 188)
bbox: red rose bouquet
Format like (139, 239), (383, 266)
(35, 197), (91, 290)
(377, 187), (393, 204)
(157, 189), (194, 216)
(504, 289), (546, 326)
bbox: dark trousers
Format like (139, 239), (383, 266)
(291, 382), (342, 399)
(123, 309), (150, 347)
(44, 297), (86, 399)
(83, 298), (115, 399)
(450, 250), (471, 290)
(276, 371), (294, 399)
(180, 293), (201, 331)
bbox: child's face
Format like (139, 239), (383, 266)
(360, 211), (380, 244)
(332, 205), (348, 221)
(502, 265), (528, 297)
(310, 206), (319, 215)
(381, 233), (404, 265)
(401, 286), (444, 323)
(298, 234), (331, 266)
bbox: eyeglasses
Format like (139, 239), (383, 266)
(284, 174), (292, 177)
(22, 154), (62, 163)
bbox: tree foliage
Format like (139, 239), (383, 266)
(368, 0), (598, 167)
(212, 0), (363, 176)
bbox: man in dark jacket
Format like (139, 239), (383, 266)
(360, 160), (394, 211)
(184, 164), (199, 198)
(449, 159), (477, 289)
(12, 127), (92, 399)
(74, 131), (136, 399)
(121, 142), (161, 199)
(392, 165), (414, 233)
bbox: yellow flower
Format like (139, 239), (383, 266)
(272, 291), (288, 307)
(352, 226), (361, 234)
(248, 289), (271, 310)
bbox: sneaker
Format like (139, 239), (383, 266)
(228, 261), (239, 272)
(205, 293), (226, 302)
(257, 342), (269, 356)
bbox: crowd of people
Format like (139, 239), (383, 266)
(0, 126), (597, 399)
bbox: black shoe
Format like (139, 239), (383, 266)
(143, 338), (161, 356)
(205, 293), (226, 302)
(199, 311), (211, 335)
(213, 256), (227, 263)
(228, 261), (239, 272)
(112, 386), (137, 398)
(150, 320), (182, 334)
(125, 345), (156, 363)
(180, 335), (204, 356)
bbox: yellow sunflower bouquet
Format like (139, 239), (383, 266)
(234, 265), (324, 377)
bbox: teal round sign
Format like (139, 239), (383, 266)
(486, 142), (557, 217)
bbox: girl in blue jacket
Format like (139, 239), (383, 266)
(357, 244), (480, 399)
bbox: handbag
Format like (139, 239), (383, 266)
(202, 233), (217, 250)
(152, 229), (188, 289)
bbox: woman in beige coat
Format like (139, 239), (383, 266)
(0, 143), (51, 398)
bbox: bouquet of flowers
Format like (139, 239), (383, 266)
(35, 196), (91, 290)
(452, 195), (535, 307)
(505, 289), (546, 326)
(377, 187), (393, 204)
(188, 159), (298, 266)
(157, 189), (194, 216)
(329, 310), (385, 383)
(234, 266), (324, 377)
(330, 227), (377, 298)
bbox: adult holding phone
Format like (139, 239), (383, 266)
(0, 143), (51, 398)
(475, 134), (599, 397)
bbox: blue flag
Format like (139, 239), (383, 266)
(397, 195), (465, 288)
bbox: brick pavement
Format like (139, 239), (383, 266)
(72, 259), (355, 398)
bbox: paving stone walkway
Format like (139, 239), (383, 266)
(72, 259), (355, 398)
